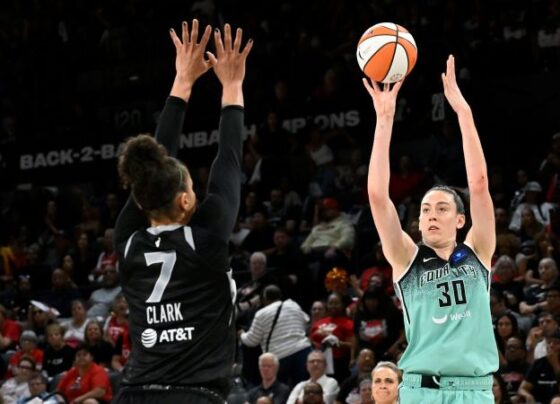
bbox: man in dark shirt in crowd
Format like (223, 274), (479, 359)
(247, 352), (290, 404)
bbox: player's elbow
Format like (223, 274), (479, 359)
(468, 176), (489, 195)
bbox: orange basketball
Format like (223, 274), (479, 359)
(356, 22), (418, 83)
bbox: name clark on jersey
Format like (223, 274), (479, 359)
(146, 302), (183, 324)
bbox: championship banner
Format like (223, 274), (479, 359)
(0, 109), (363, 188)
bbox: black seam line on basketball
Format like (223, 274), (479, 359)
(363, 36), (396, 80)
(397, 36), (416, 73)
(382, 25), (399, 82)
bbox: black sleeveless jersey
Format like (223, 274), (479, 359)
(114, 97), (243, 396)
(117, 224), (235, 388)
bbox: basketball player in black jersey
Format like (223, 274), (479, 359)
(112, 20), (252, 404)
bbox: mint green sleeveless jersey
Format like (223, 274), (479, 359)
(394, 243), (498, 376)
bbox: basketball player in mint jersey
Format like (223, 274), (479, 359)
(363, 55), (498, 403)
(112, 21), (252, 404)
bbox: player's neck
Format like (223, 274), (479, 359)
(425, 240), (457, 261)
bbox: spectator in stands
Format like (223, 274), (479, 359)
(10, 276), (33, 322)
(492, 373), (512, 404)
(494, 313), (521, 366)
(239, 192), (266, 229)
(301, 197), (355, 300)
(545, 285), (560, 318)
(518, 328), (560, 403)
(370, 361), (399, 404)
(18, 245), (51, 306)
(110, 327), (130, 373)
(528, 311), (560, 363)
(72, 232), (97, 289)
(358, 378), (374, 404)
(354, 242), (393, 298)
(518, 207), (545, 242)
(520, 258), (559, 316)
(16, 373), (61, 403)
(0, 355), (34, 404)
(266, 227), (309, 308)
(103, 294), (128, 346)
(490, 289), (532, 341)
(100, 192), (120, 230)
(242, 210), (276, 254)
(247, 352), (291, 404)
(83, 320), (113, 368)
(302, 381), (325, 404)
(509, 181), (556, 233)
(301, 198), (355, 258)
(310, 292), (354, 382)
(7, 331), (43, 377)
(60, 254), (78, 288)
(23, 301), (56, 349)
(239, 285), (312, 386)
(498, 336), (527, 403)
(86, 264), (121, 319)
(62, 299), (88, 348)
(352, 285), (403, 362)
(39, 268), (81, 318)
(43, 323), (75, 378)
(526, 312), (554, 364)
(287, 350), (339, 404)
(491, 255), (524, 310)
(495, 209), (521, 260)
(55, 343), (112, 404)
(0, 305), (21, 353)
(237, 252), (275, 312)
(517, 239), (544, 286)
(90, 229), (117, 284)
(310, 300), (327, 325)
(334, 348), (375, 404)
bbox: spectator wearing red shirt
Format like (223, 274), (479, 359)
(7, 330), (44, 377)
(310, 292), (354, 382)
(56, 343), (113, 404)
(0, 304), (21, 353)
(111, 327), (131, 372)
(103, 294), (129, 346)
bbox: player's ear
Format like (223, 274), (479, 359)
(178, 191), (190, 212)
(456, 213), (466, 229)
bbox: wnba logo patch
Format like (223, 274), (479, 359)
(142, 328), (158, 348)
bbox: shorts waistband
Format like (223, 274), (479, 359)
(402, 373), (493, 390)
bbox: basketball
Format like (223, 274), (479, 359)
(356, 22), (418, 83)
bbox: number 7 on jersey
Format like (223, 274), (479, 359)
(144, 251), (177, 303)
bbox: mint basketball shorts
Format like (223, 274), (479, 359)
(399, 374), (493, 404)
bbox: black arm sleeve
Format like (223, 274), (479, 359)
(114, 96), (187, 247)
(192, 106), (244, 243)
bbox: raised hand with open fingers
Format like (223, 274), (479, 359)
(207, 24), (253, 90)
(169, 19), (213, 97)
(441, 54), (470, 114)
(362, 78), (404, 119)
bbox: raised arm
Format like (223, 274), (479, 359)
(363, 79), (416, 277)
(193, 24), (253, 241)
(157, 19), (213, 154)
(442, 55), (495, 267)
(114, 20), (213, 246)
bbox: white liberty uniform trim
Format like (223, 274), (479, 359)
(183, 227), (195, 250)
(124, 231), (138, 259)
